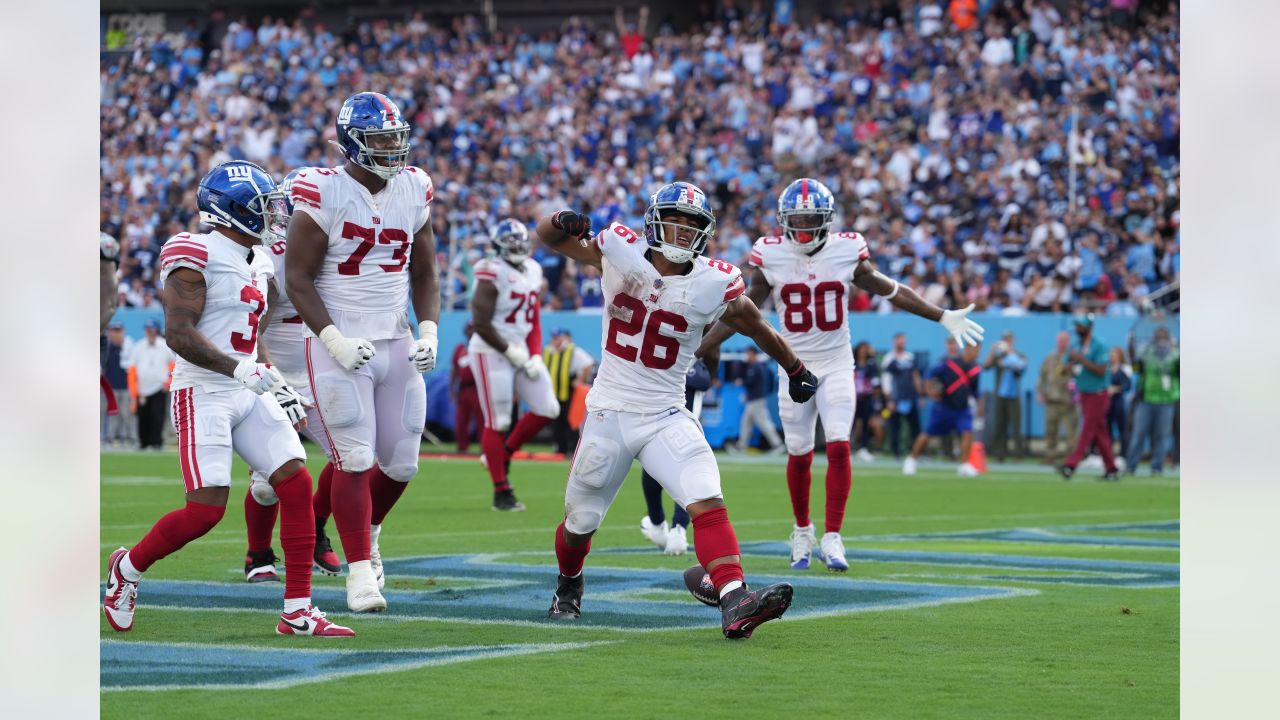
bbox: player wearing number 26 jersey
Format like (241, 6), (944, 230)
(701, 178), (986, 575)
(535, 181), (820, 640)
(468, 219), (558, 512)
(104, 160), (352, 638)
(285, 92), (442, 614)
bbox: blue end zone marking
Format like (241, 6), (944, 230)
(101, 641), (610, 691)
(858, 520), (1181, 549)
(105, 554), (1027, 633)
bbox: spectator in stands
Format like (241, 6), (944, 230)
(984, 330), (1028, 462)
(1060, 315), (1120, 480)
(101, 322), (135, 448)
(127, 320), (175, 450)
(543, 328), (595, 455)
(852, 341), (884, 462)
(1106, 346), (1133, 459)
(1038, 330), (1078, 465)
(451, 322), (481, 453)
(882, 332), (923, 459)
(1125, 326), (1179, 475)
(732, 346), (783, 453)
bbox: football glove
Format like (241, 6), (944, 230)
(551, 210), (593, 247)
(271, 381), (310, 428)
(520, 355), (545, 380)
(940, 304), (985, 348)
(785, 360), (818, 403)
(409, 320), (438, 372)
(686, 360), (712, 392)
(234, 359), (284, 395)
(320, 325), (375, 371)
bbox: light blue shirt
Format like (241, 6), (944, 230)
(996, 352), (1027, 399)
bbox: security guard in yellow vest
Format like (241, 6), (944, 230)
(542, 328), (594, 454)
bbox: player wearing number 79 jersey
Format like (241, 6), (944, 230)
(285, 92), (441, 614)
(700, 178), (985, 574)
(535, 181), (821, 640)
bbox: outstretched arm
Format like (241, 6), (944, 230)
(697, 266), (772, 359)
(717, 294), (799, 371)
(534, 211), (602, 270)
(853, 259), (984, 346)
(162, 268), (237, 378)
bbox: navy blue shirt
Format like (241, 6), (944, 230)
(742, 361), (770, 401)
(926, 357), (980, 410)
(102, 338), (128, 390)
(882, 351), (921, 402)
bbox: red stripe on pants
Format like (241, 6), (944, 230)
(1065, 391), (1117, 471)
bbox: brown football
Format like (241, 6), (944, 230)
(683, 565), (719, 607)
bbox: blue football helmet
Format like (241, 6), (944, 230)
(490, 218), (532, 265)
(196, 160), (288, 242)
(279, 167), (306, 216)
(643, 181), (716, 264)
(777, 178), (836, 250)
(334, 92), (411, 180)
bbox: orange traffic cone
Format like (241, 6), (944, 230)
(968, 441), (988, 474)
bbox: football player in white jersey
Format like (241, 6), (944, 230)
(700, 178), (984, 573)
(103, 160), (353, 637)
(468, 219), (560, 512)
(100, 232), (122, 416)
(242, 168), (343, 584)
(534, 181), (820, 640)
(285, 92), (440, 613)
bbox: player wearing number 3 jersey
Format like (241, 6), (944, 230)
(700, 178), (985, 573)
(103, 160), (353, 638)
(285, 92), (441, 613)
(535, 181), (819, 639)
(469, 219), (558, 512)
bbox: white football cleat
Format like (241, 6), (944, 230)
(903, 457), (918, 475)
(789, 524), (817, 570)
(370, 524), (385, 590)
(819, 532), (849, 572)
(855, 448), (875, 463)
(103, 547), (138, 632)
(640, 516), (669, 550)
(958, 462), (979, 477)
(345, 560), (387, 613)
(664, 524), (689, 556)
(276, 605), (356, 637)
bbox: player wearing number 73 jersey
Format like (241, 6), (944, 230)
(285, 92), (441, 614)
(103, 160), (353, 637)
(535, 181), (820, 639)
(700, 178), (985, 573)
(468, 219), (559, 512)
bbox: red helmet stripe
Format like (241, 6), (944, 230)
(801, 179), (809, 204)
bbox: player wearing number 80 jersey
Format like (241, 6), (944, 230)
(700, 178), (986, 574)
(285, 92), (442, 613)
(535, 181), (820, 639)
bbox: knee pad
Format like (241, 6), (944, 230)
(564, 509), (603, 535)
(340, 445), (375, 473)
(402, 380), (426, 435)
(489, 409), (513, 432)
(249, 471), (279, 505)
(379, 463), (418, 483)
(786, 437), (815, 455)
(313, 376), (363, 428)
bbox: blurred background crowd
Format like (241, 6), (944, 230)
(101, 0), (1180, 316)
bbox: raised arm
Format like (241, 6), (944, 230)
(716, 294), (816, 402)
(853, 259), (984, 346)
(162, 267), (237, 378)
(697, 265), (772, 359)
(534, 210), (601, 269)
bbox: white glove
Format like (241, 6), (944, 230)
(271, 381), (310, 428)
(234, 359), (284, 395)
(940, 304), (985, 348)
(320, 325), (375, 371)
(520, 354), (545, 380)
(409, 320), (439, 372)
(503, 343), (541, 379)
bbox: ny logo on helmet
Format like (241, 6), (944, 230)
(225, 165), (254, 182)
(337, 105), (354, 126)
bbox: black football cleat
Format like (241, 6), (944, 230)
(313, 529), (342, 575)
(1100, 470), (1121, 482)
(720, 583), (793, 639)
(492, 489), (526, 512)
(548, 573), (584, 620)
(1059, 464), (1075, 481)
(244, 549), (280, 583)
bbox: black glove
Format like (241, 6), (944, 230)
(686, 360), (712, 392)
(786, 359), (818, 403)
(551, 210), (593, 242)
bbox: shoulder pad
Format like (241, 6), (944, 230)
(832, 231), (871, 260)
(749, 236), (784, 267)
(158, 234), (209, 272)
(474, 258), (497, 282)
(289, 168), (333, 212)
(403, 166), (434, 204)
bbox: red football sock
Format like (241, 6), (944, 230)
(692, 507), (744, 591)
(313, 461), (334, 522)
(786, 451), (814, 527)
(274, 468), (316, 601)
(243, 491), (278, 553)
(482, 428), (509, 491)
(129, 500), (225, 572)
(505, 413), (552, 454)
(331, 467), (371, 562)
(554, 521), (591, 577)
(824, 441), (852, 533)
(369, 467), (409, 526)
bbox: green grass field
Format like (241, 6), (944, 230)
(101, 448), (1178, 719)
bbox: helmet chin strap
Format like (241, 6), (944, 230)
(659, 244), (695, 263)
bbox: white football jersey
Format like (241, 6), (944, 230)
(259, 236), (307, 375)
(288, 165), (434, 341)
(749, 231), (870, 361)
(587, 222), (746, 414)
(469, 256), (543, 354)
(159, 231), (276, 393)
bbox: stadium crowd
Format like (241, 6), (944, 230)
(100, 0), (1180, 316)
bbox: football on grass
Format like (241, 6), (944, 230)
(683, 565), (719, 607)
